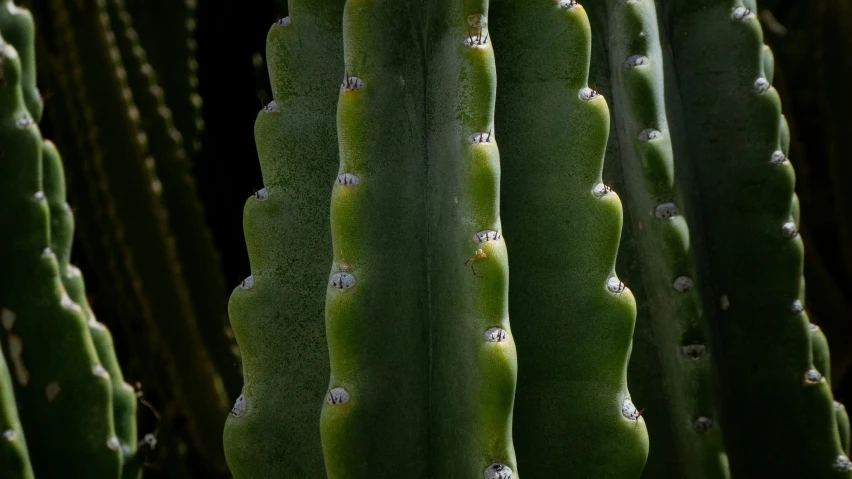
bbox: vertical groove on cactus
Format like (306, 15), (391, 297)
(0, 31), (122, 477)
(222, 1), (345, 477)
(667, 0), (848, 475)
(491, 1), (649, 476)
(575, 0), (731, 476)
(47, 0), (229, 469)
(105, 0), (242, 402)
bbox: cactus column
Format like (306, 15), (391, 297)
(0, 31), (122, 478)
(321, 0), (518, 476)
(667, 0), (849, 475)
(568, 0), (731, 475)
(223, 1), (345, 477)
(491, 1), (649, 476)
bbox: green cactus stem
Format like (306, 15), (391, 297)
(0, 1), (41, 122)
(0, 341), (33, 479)
(0, 32), (122, 478)
(839, 401), (852, 456)
(668, 0), (848, 475)
(491, 1), (649, 476)
(222, 2), (344, 477)
(426, 0), (518, 476)
(553, 0), (732, 476)
(320, 0), (431, 476)
(41, 140), (140, 477)
(321, 0), (519, 476)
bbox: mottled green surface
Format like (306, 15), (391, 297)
(223, 2), (344, 476)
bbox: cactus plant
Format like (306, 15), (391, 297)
(222, 2), (344, 476)
(222, 0), (851, 477)
(0, 16), (137, 478)
(3, 0), (848, 477)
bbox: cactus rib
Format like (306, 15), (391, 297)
(48, 0), (229, 468)
(426, 0), (518, 476)
(0, 32), (122, 478)
(41, 140), (140, 477)
(668, 0), (849, 475)
(490, 1), (649, 476)
(222, 2), (345, 477)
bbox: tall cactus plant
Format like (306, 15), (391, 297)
(0, 4), (138, 476)
(223, 2), (344, 476)
(224, 0), (850, 477)
(2, 0), (846, 476)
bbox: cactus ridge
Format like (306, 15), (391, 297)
(0, 30), (122, 477)
(41, 140), (141, 477)
(575, 0), (731, 476)
(223, 1), (346, 477)
(666, 0), (849, 476)
(490, 0), (649, 476)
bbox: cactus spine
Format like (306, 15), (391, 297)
(222, 1), (345, 476)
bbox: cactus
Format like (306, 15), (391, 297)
(104, 0), (241, 403)
(0, 0), (845, 476)
(223, 0), (850, 477)
(223, 2), (344, 476)
(0, 337), (33, 479)
(0, 25), (125, 478)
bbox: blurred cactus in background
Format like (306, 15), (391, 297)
(1, 0), (851, 478)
